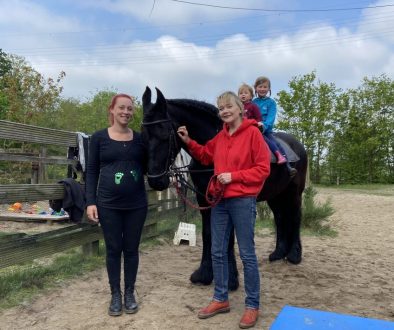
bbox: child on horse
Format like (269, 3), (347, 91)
(238, 83), (262, 122)
(253, 76), (297, 177)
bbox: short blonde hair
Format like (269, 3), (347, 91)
(217, 91), (244, 116)
(238, 83), (254, 97)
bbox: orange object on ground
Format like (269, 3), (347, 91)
(10, 202), (23, 211)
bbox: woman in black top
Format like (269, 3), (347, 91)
(86, 93), (147, 316)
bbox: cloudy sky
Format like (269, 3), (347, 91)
(1, 0), (393, 104)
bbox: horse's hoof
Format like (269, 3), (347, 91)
(269, 250), (286, 262)
(286, 252), (302, 264)
(190, 268), (212, 285)
(286, 244), (302, 264)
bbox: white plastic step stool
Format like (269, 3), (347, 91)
(173, 222), (196, 247)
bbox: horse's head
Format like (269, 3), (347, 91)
(142, 86), (179, 191)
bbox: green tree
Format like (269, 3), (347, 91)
(276, 71), (339, 183)
(56, 90), (143, 134)
(329, 75), (394, 183)
(0, 49), (12, 120)
(1, 53), (65, 125)
(325, 92), (350, 184)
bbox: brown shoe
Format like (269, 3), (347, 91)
(198, 300), (230, 319)
(239, 308), (259, 329)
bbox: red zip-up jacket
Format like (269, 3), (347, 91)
(187, 119), (270, 198)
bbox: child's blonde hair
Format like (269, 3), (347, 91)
(216, 91), (244, 116)
(238, 83), (254, 98)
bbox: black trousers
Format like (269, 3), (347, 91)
(98, 206), (147, 291)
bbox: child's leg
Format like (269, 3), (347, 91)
(264, 133), (297, 177)
(264, 133), (286, 164)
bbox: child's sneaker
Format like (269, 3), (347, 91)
(274, 151), (287, 164)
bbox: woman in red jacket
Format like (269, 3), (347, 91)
(177, 91), (270, 329)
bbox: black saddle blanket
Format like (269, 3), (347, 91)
(269, 136), (300, 163)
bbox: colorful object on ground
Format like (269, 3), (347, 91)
(270, 305), (394, 330)
(51, 209), (66, 216)
(26, 204), (42, 214)
(8, 202), (22, 212)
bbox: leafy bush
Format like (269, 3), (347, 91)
(302, 186), (335, 235)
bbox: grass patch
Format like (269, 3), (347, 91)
(256, 202), (275, 234)
(0, 246), (105, 309)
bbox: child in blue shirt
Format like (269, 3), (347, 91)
(253, 76), (297, 177)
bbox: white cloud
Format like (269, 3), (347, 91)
(53, 27), (392, 102)
(359, 0), (394, 43)
(1, 0), (392, 103)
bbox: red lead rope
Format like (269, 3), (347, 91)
(172, 175), (224, 210)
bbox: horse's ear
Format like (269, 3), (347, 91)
(142, 86), (152, 107)
(155, 87), (166, 110)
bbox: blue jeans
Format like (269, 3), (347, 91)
(211, 197), (260, 309)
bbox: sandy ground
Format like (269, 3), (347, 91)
(1, 188), (394, 329)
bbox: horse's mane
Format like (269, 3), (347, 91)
(167, 98), (220, 122)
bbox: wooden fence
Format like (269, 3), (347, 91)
(0, 120), (190, 269)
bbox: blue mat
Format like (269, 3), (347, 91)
(270, 306), (394, 330)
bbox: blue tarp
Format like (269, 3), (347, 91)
(270, 306), (394, 330)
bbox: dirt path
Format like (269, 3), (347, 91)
(1, 188), (393, 329)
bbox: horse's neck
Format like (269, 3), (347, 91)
(168, 103), (221, 145)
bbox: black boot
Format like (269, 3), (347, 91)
(286, 163), (297, 178)
(124, 287), (138, 314)
(108, 286), (123, 316)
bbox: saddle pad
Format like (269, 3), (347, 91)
(269, 136), (300, 163)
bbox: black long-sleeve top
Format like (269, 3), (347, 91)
(85, 128), (147, 210)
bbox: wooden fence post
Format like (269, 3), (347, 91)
(38, 147), (47, 183)
(82, 241), (100, 256)
(31, 162), (39, 184)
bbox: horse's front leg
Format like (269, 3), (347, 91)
(190, 209), (239, 291)
(284, 190), (302, 264)
(267, 187), (302, 264)
(267, 198), (289, 262)
(227, 228), (239, 291)
(190, 209), (213, 285)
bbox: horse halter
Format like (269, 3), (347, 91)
(142, 118), (178, 179)
(142, 117), (224, 209)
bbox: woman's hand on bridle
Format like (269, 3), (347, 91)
(177, 126), (191, 144)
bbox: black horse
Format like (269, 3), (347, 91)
(142, 87), (308, 290)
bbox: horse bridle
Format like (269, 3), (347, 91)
(142, 118), (178, 179)
(142, 117), (222, 209)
